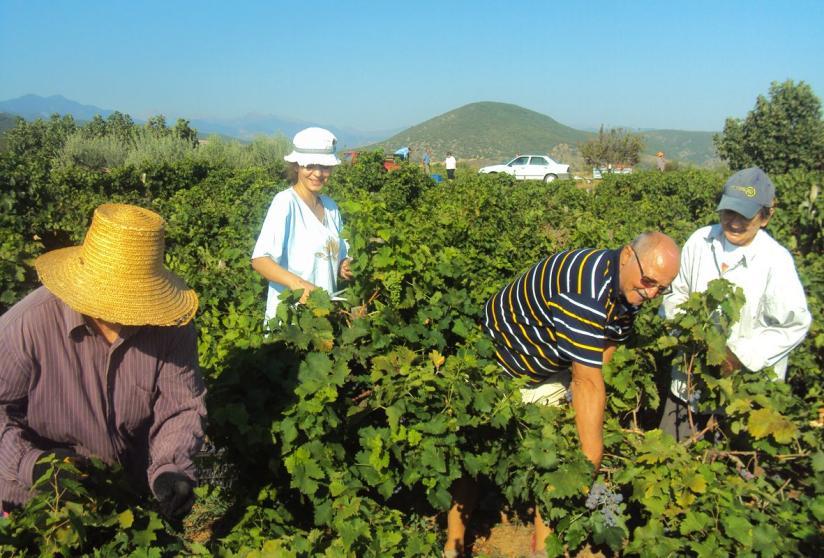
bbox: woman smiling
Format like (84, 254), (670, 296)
(251, 127), (352, 324)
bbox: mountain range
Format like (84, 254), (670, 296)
(0, 95), (395, 148)
(0, 95), (720, 166)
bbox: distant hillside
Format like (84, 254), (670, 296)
(191, 114), (397, 149)
(0, 112), (21, 151)
(363, 102), (719, 167)
(0, 95), (720, 166)
(365, 102), (592, 162)
(0, 112), (19, 133)
(639, 129), (719, 166)
(0, 94), (392, 149)
(0, 94), (114, 121)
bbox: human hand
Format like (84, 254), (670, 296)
(152, 471), (195, 520)
(291, 278), (317, 303)
(720, 349), (742, 377)
(339, 258), (353, 281)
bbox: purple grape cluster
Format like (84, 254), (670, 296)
(585, 481), (624, 527)
(687, 389), (702, 405)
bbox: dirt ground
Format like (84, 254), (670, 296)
(464, 514), (606, 558)
(469, 521), (534, 557)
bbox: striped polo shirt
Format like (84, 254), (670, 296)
(482, 248), (639, 383)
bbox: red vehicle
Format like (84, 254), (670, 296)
(342, 149), (404, 171)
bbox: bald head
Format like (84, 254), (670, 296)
(632, 232), (680, 275)
(619, 232), (680, 305)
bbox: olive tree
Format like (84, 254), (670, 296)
(714, 80), (824, 173)
(579, 126), (644, 168)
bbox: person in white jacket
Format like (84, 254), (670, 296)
(659, 167), (811, 441)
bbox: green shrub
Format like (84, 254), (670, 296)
(56, 132), (130, 170)
(124, 129), (196, 167)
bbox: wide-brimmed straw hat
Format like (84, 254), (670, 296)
(34, 204), (198, 326)
(283, 127), (341, 167)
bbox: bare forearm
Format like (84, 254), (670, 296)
(571, 363), (606, 470)
(602, 342), (617, 366)
(251, 257), (310, 291)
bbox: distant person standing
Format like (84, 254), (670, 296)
(422, 147), (432, 175)
(656, 151), (666, 172)
(445, 152), (457, 180)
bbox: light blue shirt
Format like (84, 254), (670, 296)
(252, 188), (348, 322)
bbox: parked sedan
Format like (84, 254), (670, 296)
(478, 155), (570, 182)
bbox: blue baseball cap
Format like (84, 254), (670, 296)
(716, 167), (775, 219)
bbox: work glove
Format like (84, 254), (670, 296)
(152, 471), (195, 520)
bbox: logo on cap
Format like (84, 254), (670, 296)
(733, 185), (758, 198)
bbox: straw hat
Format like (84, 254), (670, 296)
(34, 204), (198, 326)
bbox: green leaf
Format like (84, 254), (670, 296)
(680, 511), (711, 535)
(725, 398), (752, 414)
(685, 472), (707, 494)
(810, 451), (824, 473)
(747, 407), (797, 443)
(811, 495), (824, 522)
(451, 318), (470, 338)
(284, 446), (326, 496)
(637, 430), (677, 464)
(722, 514), (752, 545)
(543, 533), (565, 558)
(419, 443), (446, 474)
(131, 512), (163, 547)
(690, 535), (728, 558)
(117, 508), (134, 529)
(752, 524), (782, 557)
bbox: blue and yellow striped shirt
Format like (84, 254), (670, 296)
(482, 248), (638, 383)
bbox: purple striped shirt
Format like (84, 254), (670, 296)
(0, 287), (206, 508)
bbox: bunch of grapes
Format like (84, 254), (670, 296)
(585, 481), (623, 527)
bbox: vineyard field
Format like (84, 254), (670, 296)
(0, 121), (822, 557)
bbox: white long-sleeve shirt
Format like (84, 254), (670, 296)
(661, 225), (811, 401)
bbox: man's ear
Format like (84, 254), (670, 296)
(761, 205), (776, 228)
(619, 245), (630, 265)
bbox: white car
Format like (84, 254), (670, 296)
(479, 155), (570, 183)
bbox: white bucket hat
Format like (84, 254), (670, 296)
(283, 127), (341, 167)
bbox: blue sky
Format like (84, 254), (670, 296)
(1, 0), (822, 132)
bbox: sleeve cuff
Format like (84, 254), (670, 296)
(727, 341), (763, 372)
(21, 448), (45, 487)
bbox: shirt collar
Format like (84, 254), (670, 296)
(57, 297), (140, 344)
(608, 248), (632, 304)
(58, 298), (91, 339)
(704, 224), (764, 267)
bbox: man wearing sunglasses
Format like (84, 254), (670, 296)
(659, 167), (811, 441)
(443, 231), (679, 557)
